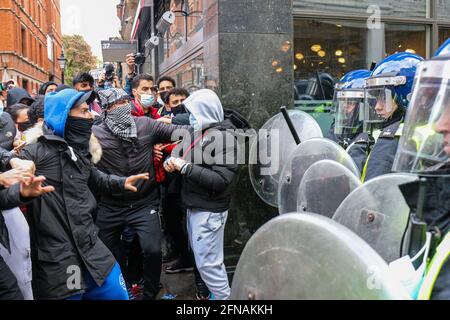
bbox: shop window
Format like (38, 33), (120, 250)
(293, 0), (427, 18)
(293, 19), (427, 102)
(165, 54), (204, 90)
(439, 27), (450, 45)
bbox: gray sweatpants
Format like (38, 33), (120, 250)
(187, 209), (230, 300)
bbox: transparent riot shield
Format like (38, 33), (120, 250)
(249, 110), (323, 207)
(278, 138), (360, 214)
(231, 213), (409, 300)
(297, 160), (362, 218)
(332, 173), (418, 263)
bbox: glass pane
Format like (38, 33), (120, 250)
(439, 28), (450, 45)
(293, 19), (427, 101)
(438, 0), (450, 19)
(293, 0), (428, 18)
(165, 54), (204, 91)
(384, 24), (427, 58)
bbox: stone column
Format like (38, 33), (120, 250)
(202, 0), (294, 247)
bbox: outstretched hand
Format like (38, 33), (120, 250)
(10, 158), (36, 175)
(0, 169), (33, 188)
(124, 173), (150, 192)
(20, 176), (55, 198)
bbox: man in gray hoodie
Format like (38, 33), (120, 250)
(164, 89), (248, 300)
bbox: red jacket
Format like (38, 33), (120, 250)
(131, 100), (161, 120)
(131, 100), (168, 182)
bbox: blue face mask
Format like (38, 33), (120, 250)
(189, 114), (201, 131)
(140, 94), (155, 108)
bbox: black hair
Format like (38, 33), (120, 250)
(39, 81), (58, 95)
(165, 87), (190, 104)
(157, 76), (176, 89)
(72, 73), (95, 87)
(6, 103), (30, 123)
(131, 74), (155, 90)
(28, 96), (45, 125)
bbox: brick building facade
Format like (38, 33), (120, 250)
(0, 0), (63, 94)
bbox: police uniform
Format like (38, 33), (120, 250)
(362, 117), (403, 182)
(401, 173), (450, 300)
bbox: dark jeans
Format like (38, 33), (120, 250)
(96, 203), (162, 300)
(162, 192), (190, 261)
(122, 228), (143, 285)
(0, 256), (23, 300)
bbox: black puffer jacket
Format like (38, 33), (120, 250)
(174, 91), (251, 212)
(17, 132), (126, 300)
(177, 121), (239, 212)
(92, 116), (188, 208)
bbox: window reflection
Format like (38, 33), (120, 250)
(294, 19), (427, 101)
(293, 0), (427, 18)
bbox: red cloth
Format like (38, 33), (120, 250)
(132, 100), (167, 183)
(153, 142), (180, 183)
(90, 101), (102, 114)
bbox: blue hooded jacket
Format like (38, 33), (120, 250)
(44, 89), (85, 138)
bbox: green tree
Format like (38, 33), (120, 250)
(62, 34), (97, 85)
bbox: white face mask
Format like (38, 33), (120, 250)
(139, 94), (155, 108)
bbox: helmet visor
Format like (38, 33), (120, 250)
(365, 87), (395, 121)
(393, 59), (450, 173)
(334, 90), (364, 138)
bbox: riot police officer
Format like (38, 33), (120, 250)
(393, 53), (450, 300)
(330, 69), (372, 173)
(362, 52), (424, 182)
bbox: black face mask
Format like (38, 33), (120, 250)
(160, 91), (169, 102)
(64, 116), (93, 156)
(17, 121), (34, 133)
(172, 103), (187, 115)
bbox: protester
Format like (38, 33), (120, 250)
(0, 102), (17, 157)
(130, 74), (160, 119)
(7, 104), (32, 133)
(156, 76), (176, 108)
(38, 82), (57, 96)
(6, 88), (34, 108)
(164, 89), (250, 300)
(72, 73), (102, 114)
(158, 88), (189, 118)
(92, 88), (189, 300)
(5, 89), (149, 300)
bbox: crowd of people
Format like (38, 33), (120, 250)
(0, 52), (249, 300)
(1, 37), (450, 300)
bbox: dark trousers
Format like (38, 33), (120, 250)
(122, 228), (143, 285)
(162, 192), (190, 261)
(0, 256), (24, 300)
(96, 203), (162, 300)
